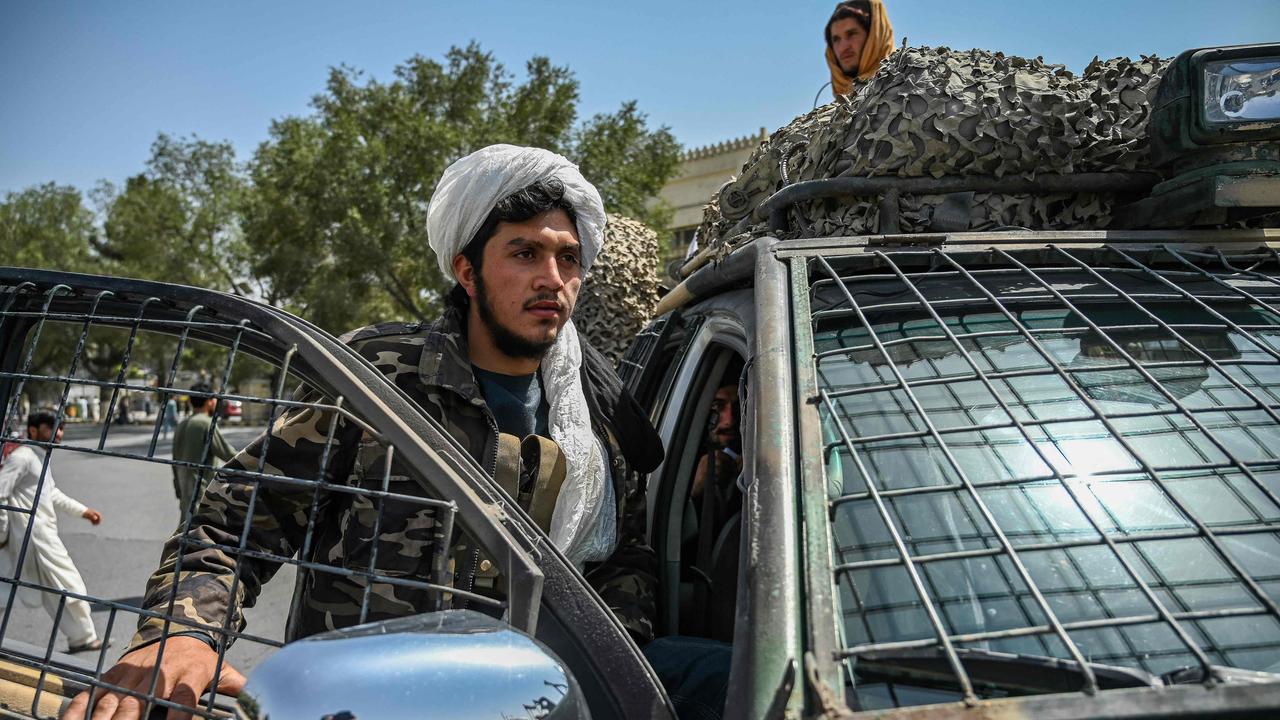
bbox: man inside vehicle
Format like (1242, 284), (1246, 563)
(650, 375), (745, 719)
(66, 144), (664, 719)
(690, 384), (743, 509)
(684, 381), (744, 631)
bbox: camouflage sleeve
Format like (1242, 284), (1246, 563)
(584, 463), (657, 646)
(211, 424), (237, 464)
(129, 388), (358, 651)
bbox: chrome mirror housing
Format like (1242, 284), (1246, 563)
(237, 610), (589, 720)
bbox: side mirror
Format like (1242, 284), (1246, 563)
(237, 610), (589, 720)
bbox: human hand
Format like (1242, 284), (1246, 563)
(62, 635), (245, 719)
(81, 508), (102, 525)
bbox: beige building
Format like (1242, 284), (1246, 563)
(657, 129), (768, 253)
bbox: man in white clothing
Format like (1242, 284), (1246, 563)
(0, 410), (104, 653)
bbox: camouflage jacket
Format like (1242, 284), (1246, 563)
(130, 307), (664, 651)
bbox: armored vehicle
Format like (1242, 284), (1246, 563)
(621, 41), (1280, 718)
(0, 42), (1278, 720)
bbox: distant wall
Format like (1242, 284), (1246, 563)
(656, 129), (767, 252)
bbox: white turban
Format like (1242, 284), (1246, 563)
(425, 144), (616, 567)
(426, 144), (606, 280)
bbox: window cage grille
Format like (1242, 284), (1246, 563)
(0, 273), (532, 719)
(798, 244), (1280, 711)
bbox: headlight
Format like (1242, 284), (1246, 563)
(1148, 42), (1280, 170)
(1119, 42), (1280, 229)
(1203, 56), (1280, 123)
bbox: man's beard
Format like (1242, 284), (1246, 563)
(708, 426), (741, 454)
(473, 270), (559, 360)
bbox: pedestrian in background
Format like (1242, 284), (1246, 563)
(171, 384), (236, 517)
(0, 410), (105, 654)
(160, 396), (178, 440)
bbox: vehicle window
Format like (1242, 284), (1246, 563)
(0, 277), (543, 718)
(619, 313), (700, 424)
(674, 351), (744, 641)
(800, 246), (1280, 711)
(618, 315), (671, 393)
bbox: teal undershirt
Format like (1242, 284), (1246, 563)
(472, 366), (551, 439)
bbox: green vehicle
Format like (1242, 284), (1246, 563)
(0, 42), (1277, 720)
(617, 41), (1280, 718)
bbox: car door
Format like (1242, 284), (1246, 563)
(0, 268), (672, 719)
(622, 289), (807, 719)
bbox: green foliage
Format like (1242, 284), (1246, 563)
(0, 185), (103, 398)
(6, 43), (682, 342)
(97, 134), (250, 293)
(243, 43), (681, 332)
(0, 152), (251, 390)
(574, 101), (681, 231)
(0, 183), (95, 272)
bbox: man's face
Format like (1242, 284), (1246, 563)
(27, 423), (62, 444)
(707, 385), (741, 452)
(829, 17), (868, 75)
(460, 208), (583, 360)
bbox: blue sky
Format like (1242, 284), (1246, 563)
(2, 1), (1277, 196)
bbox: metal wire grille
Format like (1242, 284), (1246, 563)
(0, 275), (506, 718)
(618, 315), (671, 388)
(802, 244), (1280, 710)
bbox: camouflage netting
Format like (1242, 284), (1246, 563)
(574, 214), (660, 365)
(695, 45), (1172, 263)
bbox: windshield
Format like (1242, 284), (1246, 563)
(804, 244), (1280, 711)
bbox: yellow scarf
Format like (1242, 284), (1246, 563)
(825, 0), (895, 99)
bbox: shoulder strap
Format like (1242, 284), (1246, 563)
(522, 436), (567, 535)
(493, 432), (522, 502)
(492, 433), (569, 536)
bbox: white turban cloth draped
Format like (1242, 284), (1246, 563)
(427, 144), (606, 280)
(426, 144), (616, 568)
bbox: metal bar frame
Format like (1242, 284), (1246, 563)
(723, 239), (805, 719)
(0, 267), (676, 720)
(815, 252), (1104, 698)
(792, 258), (847, 704)
(0, 270), (542, 719)
(790, 241), (1280, 715)
(748, 173), (1158, 235)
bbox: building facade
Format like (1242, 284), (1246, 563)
(657, 128), (768, 255)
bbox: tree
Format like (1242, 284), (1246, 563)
(97, 134), (250, 294)
(244, 42), (681, 333)
(0, 183), (95, 273)
(0, 185), (116, 402)
(78, 136), (258, 407)
(574, 101), (681, 231)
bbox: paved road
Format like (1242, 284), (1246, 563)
(0, 422), (295, 675)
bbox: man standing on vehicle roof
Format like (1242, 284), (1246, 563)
(66, 144), (665, 719)
(825, 0), (895, 98)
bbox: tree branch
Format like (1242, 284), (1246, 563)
(381, 270), (424, 319)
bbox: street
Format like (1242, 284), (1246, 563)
(0, 422), (294, 675)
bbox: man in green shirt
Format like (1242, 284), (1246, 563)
(171, 383), (236, 517)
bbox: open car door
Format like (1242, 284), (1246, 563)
(0, 267), (672, 719)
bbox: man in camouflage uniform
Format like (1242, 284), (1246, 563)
(67, 145), (664, 719)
